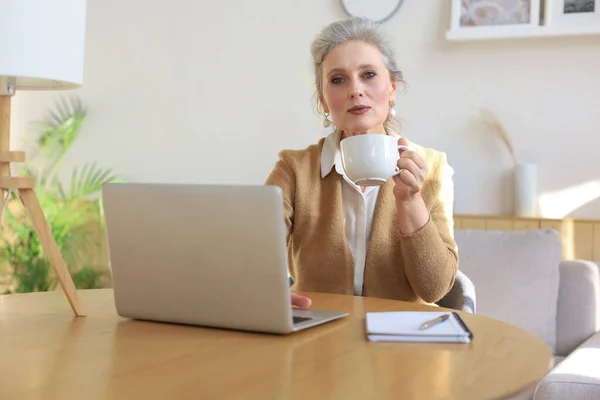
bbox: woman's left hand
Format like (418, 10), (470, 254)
(392, 137), (428, 201)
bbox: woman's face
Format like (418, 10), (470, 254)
(320, 40), (398, 136)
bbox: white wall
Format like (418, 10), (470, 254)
(11, 0), (600, 218)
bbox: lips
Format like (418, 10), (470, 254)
(347, 105), (371, 115)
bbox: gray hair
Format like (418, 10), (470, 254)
(310, 17), (404, 131)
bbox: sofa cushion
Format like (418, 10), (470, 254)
(555, 260), (600, 357)
(506, 357), (566, 400)
(534, 331), (600, 400)
(454, 229), (561, 351)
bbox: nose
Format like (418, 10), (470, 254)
(348, 79), (364, 98)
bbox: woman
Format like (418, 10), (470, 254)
(265, 17), (458, 308)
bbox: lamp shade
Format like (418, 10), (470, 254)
(0, 0), (87, 90)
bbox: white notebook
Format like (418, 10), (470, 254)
(365, 311), (473, 343)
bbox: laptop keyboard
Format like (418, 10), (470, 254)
(293, 316), (313, 324)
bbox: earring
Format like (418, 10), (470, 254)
(389, 101), (396, 118)
(323, 112), (331, 128)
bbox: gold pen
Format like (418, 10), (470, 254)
(419, 313), (450, 330)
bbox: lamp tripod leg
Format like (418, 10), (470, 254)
(0, 188), (8, 222)
(18, 188), (86, 316)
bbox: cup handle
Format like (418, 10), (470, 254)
(393, 145), (410, 176)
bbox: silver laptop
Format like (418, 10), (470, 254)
(101, 182), (348, 334)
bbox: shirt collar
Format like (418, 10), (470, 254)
(320, 130), (341, 178)
(320, 129), (402, 179)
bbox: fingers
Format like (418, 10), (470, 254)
(394, 137), (428, 195)
(396, 170), (419, 191)
(397, 136), (409, 148)
(400, 150), (427, 171)
(397, 157), (425, 186)
(397, 169), (419, 190)
(397, 137), (409, 158)
(291, 292), (312, 308)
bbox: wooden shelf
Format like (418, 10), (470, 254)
(454, 214), (600, 262)
(446, 25), (600, 41)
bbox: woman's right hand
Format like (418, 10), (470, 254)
(291, 292), (312, 308)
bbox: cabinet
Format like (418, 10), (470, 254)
(454, 214), (600, 262)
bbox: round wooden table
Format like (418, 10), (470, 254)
(0, 289), (552, 400)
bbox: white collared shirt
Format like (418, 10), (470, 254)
(320, 130), (393, 296)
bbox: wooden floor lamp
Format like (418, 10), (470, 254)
(0, 0), (88, 316)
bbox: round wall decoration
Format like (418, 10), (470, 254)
(341, 0), (405, 23)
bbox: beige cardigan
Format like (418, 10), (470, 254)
(265, 137), (458, 304)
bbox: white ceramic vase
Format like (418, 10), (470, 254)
(514, 163), (538, 217)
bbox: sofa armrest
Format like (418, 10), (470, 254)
(555, 260), (600, 357)
(535, 330), (600, 400)
(436, 269), (476, 313)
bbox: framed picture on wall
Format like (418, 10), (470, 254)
(544, 0), (600, 28)
(450, 0), (542, 31)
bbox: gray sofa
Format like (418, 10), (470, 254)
(454, 229), (600, 400)
(437, 268), (476, 313)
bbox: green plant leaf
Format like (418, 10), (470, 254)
(0, 96), (119, 294)
(70, 163), (119, 200)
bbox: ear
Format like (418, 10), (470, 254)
(320, 95), (330, 114)
(389, 81), (398, 101)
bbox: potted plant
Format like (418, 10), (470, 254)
(0, 97), (119, 293)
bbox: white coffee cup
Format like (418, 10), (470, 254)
(340, 134), (409, 186)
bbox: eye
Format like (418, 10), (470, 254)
(364, 71), (376, 79)
(331, 77), (343, 84)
